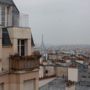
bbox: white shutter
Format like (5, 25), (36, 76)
(24, 80), (35, 90)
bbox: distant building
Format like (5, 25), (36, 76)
(0, 0), (40, 90)
(68, 62), (89, 83)
(68, 67), (78, 82)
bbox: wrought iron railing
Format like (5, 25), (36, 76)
(9, 54), (41, 72)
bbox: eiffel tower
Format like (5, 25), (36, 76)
(40, 34), (47, 60)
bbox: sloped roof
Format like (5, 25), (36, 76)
(0, 0), (19, 15)
(0, 0), (14, 5)
(31, 34), (35, 47)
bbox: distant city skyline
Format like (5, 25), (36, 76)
(14, 0), (90, 46)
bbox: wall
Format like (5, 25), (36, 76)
(20, 71), (39, 90)
(8, 27), (32, 55)
(66, 85), (75, 90)
(68, 68), (78, 82)
(45, 66), (56, 77)
(39, 65), (56, 79)
(39, 66), (44, 78)
(79, 69), (90, 82)
(2, 47), (13, 71)
(0, 71), (39, 90)
(0, 27), (32, 72)
(56, 67), (68, 77)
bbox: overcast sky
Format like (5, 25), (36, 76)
(14, 0), (90, 46)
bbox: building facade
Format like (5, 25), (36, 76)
(0, 0), (39, 90)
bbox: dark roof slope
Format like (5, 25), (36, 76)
(0, 0), (19, 26)
(0, 0), (14, 5)
(0, 0), (19, 13)
(31, 34), (35, 47)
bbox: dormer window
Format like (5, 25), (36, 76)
(0, 0), (19, 27)
(18, 39), (27, 56)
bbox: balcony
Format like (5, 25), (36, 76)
(9, 54), (41, 73)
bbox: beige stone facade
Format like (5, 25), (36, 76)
(56, 67), (68, 77)
(0, 27), (39, 90)
(0, 26), (40, 90)
(0, 0), (39, 90)
(39, 65), (56, 79)
(0, 27), (32, 72)
(0, 71), (39, 90)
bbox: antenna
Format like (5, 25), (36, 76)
(41, 34), (45, 50)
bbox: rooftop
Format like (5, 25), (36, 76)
(39, 78), (90, 90)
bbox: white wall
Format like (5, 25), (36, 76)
(66, 85), (75, 90)
(39, 66), (44, 78)
(68, 68), (78, 82)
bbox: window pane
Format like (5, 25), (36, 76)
(21, 46), (25, 56)
(21, 40), (25, 46)
(17, 39), (26, 56)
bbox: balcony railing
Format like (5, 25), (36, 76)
(9, 54), (41, 72)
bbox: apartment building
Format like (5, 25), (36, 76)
(0, 0), (40, 90)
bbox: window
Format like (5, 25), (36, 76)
(18, 39), (27, 56)
(2, 28), (12, 46)
(82, 76), (86, 78)
(0, 6), (2, 25)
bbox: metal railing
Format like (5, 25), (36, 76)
(9, 55), (40, 72)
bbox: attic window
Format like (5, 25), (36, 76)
(2, 28), (12, 46)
